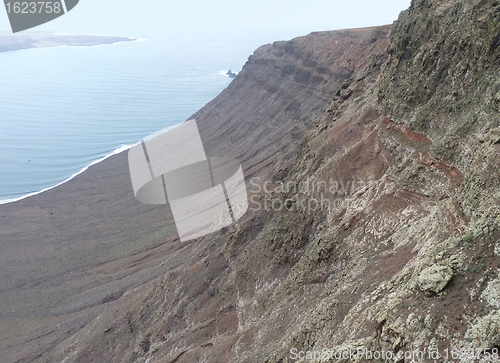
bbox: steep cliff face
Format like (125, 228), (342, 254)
(24, 1), (500, 362)
(381, 0), (500, 119)
(195, 27), (391, 177)
(380, 0), (500, 225)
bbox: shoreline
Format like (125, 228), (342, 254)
(0, 123), (182, 206)
(0, 143), (137, 206)
(0, 33), (153, 205)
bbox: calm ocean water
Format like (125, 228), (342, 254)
(0, 31), (264, 203)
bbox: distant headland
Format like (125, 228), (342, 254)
(0, 33), (135, 53)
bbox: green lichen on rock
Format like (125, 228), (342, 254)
(417, 263), (454, 294)
(481, 277), (500, 308)
(465, 310), (500, 348)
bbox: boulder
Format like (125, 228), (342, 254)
(417, 264), (454, 294)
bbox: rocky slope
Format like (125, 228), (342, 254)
(6, 0), (500, 361)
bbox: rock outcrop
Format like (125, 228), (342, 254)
(418, 264), (454, 294)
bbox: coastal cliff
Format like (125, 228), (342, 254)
(4, 0), (500, 361)
(0, 26), (391, 362)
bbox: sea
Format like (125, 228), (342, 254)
(0, 28), (299, 204)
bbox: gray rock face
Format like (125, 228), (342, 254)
(417, 264), (454, 294)
(482, 278), (500, 308)
(466, 311), (500, 348)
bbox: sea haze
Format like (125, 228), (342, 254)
(0, 32), (249, 203)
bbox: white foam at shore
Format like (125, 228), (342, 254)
(143, 122), (181, 142)
(0, 122), (182, 206)
(0, 143), (137, 206)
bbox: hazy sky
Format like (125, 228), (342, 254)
(0, 0), (412, 39)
